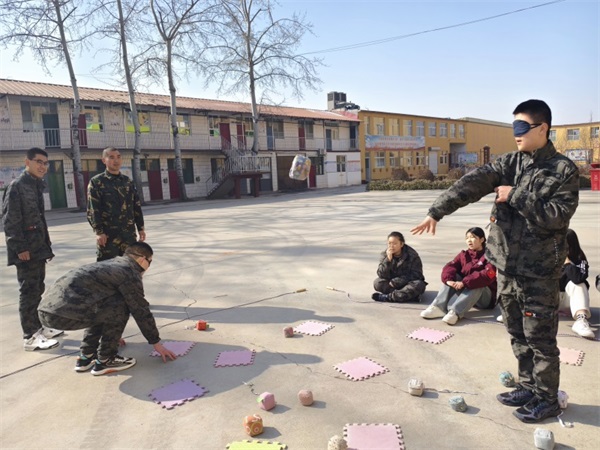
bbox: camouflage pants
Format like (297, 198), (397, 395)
(497, 271), (560, 402)
(38, 294), (129, 360)
(16, 260), (46, 338)
(373, 277), (425, 302)
(97, 230), (137, 262)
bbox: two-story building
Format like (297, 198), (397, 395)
(550, 122), (600, 165)
(0, 79), (361, 209)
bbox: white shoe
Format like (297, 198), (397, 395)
(496, 315), (504, 323)
(572, 317), (595, 339)
(442, 310), (459, 325)
(24, 329), (59, 351)
(42, 327), (64, 339)
(421, 305), (446, 319)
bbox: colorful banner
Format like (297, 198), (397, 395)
(565, 149), (589, 162)
(365, 135), (425, 150)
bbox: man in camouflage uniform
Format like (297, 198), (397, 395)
(411, 100), (579, 423)
(38, 242), (176, 375)
(87, 147), (145, 261)
(2, 148), (64, 351)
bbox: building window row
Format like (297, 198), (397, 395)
(366, 115), (463, 140)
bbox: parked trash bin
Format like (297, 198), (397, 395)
(590, 163), (600, 191)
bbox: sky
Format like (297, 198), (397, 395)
(0, 0), (598, 125)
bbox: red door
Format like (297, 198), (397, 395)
(309, 162), (316, 188)
(148, 170), (163, 200)
(298, 126), (306, 151)
(236, 123), (246, 152)
(168, 171), (180, 199)
(220, 123), (231, 151)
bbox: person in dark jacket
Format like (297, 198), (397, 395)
(558, 229), (594, 339)
(371, 231), (426, 303)
(411, 100), (579, 423)
(38, 242), (176, 376)
(421, 227), (497, 325)
(2, 147), (64, 351)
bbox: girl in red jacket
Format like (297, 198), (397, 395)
(421, 227), (497, 325)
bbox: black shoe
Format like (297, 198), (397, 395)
(74, 353), (97, 372)
(496, 385), (535, 407)
(91, 355), (136, 376)
(513, 397), (561, 423)
(372, 292), (391, 302)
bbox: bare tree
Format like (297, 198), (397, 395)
(207, 0), (322, 154)
(0, 0), (94, 210)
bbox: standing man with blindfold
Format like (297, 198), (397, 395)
(411, 100), (579, 423)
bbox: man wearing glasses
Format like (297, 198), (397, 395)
(411, 100), (579, 423)
(2, 147), (64, 351)
(38, 242), (176, 375)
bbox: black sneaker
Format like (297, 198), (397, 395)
(513, 397), (561, 423)
(74, 353), (97, 372)
(91, 355), (136, 376)
(372, 292), (391, 302)
(496, 385), (535, 407)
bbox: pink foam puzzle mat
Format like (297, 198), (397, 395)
(149, 340), (196, 357)
(559, 347), (584, 366)
(343, 423), (406, 450)
(149, 378), (208, 410)
(407, 327), (454, 344)
(293, 320), (334, 336)
(214, 349), (256, 367)
(334, 356), (389, 381)
(226, 441), (287, 450)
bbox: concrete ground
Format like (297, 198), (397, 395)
(1, 187), (598, 450)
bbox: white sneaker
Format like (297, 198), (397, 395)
(42, 327), (64, 339)
(421, 305), (446, 319)
(442, 310), (459, 325)
(572, 317), (595, 339)
(496, 315), (504, 323)
(24, 329), (59, 351)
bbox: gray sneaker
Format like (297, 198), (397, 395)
(23, 329), (59, 351)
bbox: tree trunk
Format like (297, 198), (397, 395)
(167, 39), (187, 200)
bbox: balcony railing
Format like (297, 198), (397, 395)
(0, 128), (358, 153)
(205, 156), (271, 195)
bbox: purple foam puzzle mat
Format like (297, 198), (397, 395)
(334, 356), (389, 381)
(149, 340), (196, 357)
(293, 321), (334, 336)
(226, 441), (287, 450)
(407, 327), (454, 344)
(214, 349), (256, 367)
(149, 378), (208, 410)
(559, 347), (584, 366)
(343, 423), (406, 450)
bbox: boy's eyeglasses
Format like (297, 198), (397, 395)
(513, 120), (542, 137)
(31, 159), (50, 167)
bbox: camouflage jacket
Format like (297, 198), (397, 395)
(38, 256), (160, 345)
(87, 171), (144, 237)
(377, 244), (426, 286)
(2, 171), (54, 266)
(428, 141), (579, 279)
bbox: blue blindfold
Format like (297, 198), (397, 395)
(513, 120), (542, 137)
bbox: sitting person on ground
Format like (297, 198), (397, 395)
(421, 227), (497, 325)
(372, 231), (426, 303)
(38, 242), (177, 376)
(558, 229), (594, 339)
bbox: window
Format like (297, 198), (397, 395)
(428, 122), (436, 137)
(440, 123), (447, 137)
(364, 116), (371, 134)
(439, 152), (448, 165)
(209, 116), (220, 136)
(567, 129), (580, 141)
(450, 123), (456, 138)
(374, 117), (384, 135)
(405, 120), (413, 136)
(549, 130), (557, 141)
(389, 118), (400, 136)
(310, 156), (324, 175)
(244, 118), (254, 136)
(167, 158), (194, 183)
(175, 114), (190, 135)
(375, 151), (386, 168)
(405, 155), (412, 167)
(591, 127), (599, 139)
(82, 105), (103, 132)
(126, 111), (151, 133)
(271, 120), (284, 139)
(459, 124), (465, 138)
(416, 121), (424, 137)
(415, 152), (425, 166)
(336, 155), (346, 172)
(301, 120), (314, 139)
(21, 100), (58, 131)
(389, 152), (397, 167)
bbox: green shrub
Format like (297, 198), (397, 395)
(367, 179), (455, 191)
(391, 168), (410, 181)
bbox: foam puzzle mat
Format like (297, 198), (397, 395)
(559, 347), (585, 366)
(407, 327), (454, 344)
(149, 340), (196, 357)
(334, 356), (389, 381)
(343, 423), (406, 449)
(149, 378), (208, 409)
(214, 349), (256, 367)
(226, 440), (287, 450)
(293, 321), (334, 336)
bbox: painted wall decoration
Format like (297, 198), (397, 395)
(0, 166), (24, 189)
(566, 149), (590, 162)
(0, 99), (10, 124)
(365, 135), (425, 151)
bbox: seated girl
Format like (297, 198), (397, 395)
(372, 231), (426, 303)
(421, 227), (496, 325)
(559, 229), (594, 339)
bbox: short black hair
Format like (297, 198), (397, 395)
(125, 242), (153, 258)
(466, 227), (486, 246)
(388, 231), (405, 243)
(27, 147), (48, 160)
(512, 99), (552, 138)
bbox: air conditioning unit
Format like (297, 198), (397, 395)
(318, 148), (325, 156)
